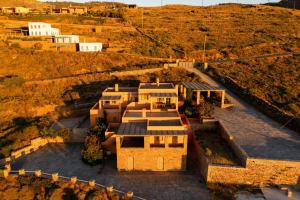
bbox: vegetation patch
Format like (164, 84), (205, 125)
(0, 176), (127, 200)
(196, 130), (241, 166)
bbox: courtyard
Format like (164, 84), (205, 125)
(11, 143), (210, 200)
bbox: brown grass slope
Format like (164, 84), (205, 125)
(0, 3), (299, 125)
(0, 0), (45, 8)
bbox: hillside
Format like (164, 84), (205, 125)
(270, 0), (300, 10)
(0, 0), (45, 8)
(0, 3), (299, 126)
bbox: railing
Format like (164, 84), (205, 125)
(150, 144), (165, 148)
(152, 103), (176, 110)
(169, 143), (184, 148)
(8, 170), (146, 200)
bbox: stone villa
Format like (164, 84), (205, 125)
(90, 79), (188, 171)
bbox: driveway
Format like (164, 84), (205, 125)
(11, 144), (210, 200)
(181, 66), (300, 161)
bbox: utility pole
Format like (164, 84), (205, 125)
(294, 0), (296, 10)
(203, 35), (207, 63)
(141, 8), (144, 29)
(161, 0), (163, 7)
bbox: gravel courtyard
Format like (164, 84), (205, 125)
(11, 143), (210, 200)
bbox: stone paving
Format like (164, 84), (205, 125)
(181, 66), (300, 161)
(11, 144), (210, 200)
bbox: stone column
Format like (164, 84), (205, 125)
(183, 87), (187, 99)
(196, 91), (200, 105)
(207, 91), (210, 98)
(221, 91), (225, 108)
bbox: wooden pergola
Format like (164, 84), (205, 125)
(181, 82), (226, 108)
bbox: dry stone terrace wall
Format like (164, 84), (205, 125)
(2, 137), (64, 162)
(190, 119), (300, 185)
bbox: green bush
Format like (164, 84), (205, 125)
(40, 128), (71, 139)
(81, 135), (103, 165)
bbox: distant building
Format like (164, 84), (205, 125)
(28, 22), (60, 36)
(52, 35), (80, 43)
(15, 7), (30, 14)
(78, 43), (102, 52)
(69, 6), (88, 14)
(128, 4), (137, 9)
(51, 6), (87, 15)
(0, 7), (30, 14)
(0, 7), (15, 14)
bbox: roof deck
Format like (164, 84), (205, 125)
(105, 87), (138, 93)
(117, 122), (186, 136)
(123, 111), (180, 118)
(139, 83), (175, 89)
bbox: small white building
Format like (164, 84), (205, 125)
(28, 22), (60, 36)
(52, 35), (79, 43)
(78, 43), (103, 52)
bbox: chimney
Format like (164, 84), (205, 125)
(142, 108), (146, 118)
(156, 77), (160, 86)
(115, 84), (119, 92)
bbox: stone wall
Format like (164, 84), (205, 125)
(191, 119), (300, 186)
(110, 67), (164, 77)
(7, 136), (64, 160)
(116, 136), (188, 171)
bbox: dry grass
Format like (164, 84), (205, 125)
(196, 130), (241, 166)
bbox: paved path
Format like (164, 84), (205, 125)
(11, 144), (210, 200)
(181, 66), (300, 161)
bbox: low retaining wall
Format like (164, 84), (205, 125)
(5, 136), (64, 161)
(110, 67), (164, 77)
(191, 120), (300, 186)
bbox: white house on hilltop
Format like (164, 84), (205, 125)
(52, 35), (80, 43)
(28, 22), (60, 36)
(78, 43), (102, 52)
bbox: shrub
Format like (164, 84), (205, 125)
(2, 77), (25, 88)
(33, 42), (43, 50)
(10, 42), (20, 48)
(197, 101), (215, 118)
(40, 128), (71, 139)
(81, 135), (103, 165)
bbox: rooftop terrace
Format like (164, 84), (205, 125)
(117, 122), (186, 136)
(139, 83), (174, 89)
(123, 111), (180, 118)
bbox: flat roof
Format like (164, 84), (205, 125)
(149, 120), (182, 126)
(183, 82), (222, 91)
(53, 35), (79, 38)
(150, 93), (177, 97)
(100, 96), (121, 101)
(123, 111), (180, 118)
(105, 87), (138, 93)
(140, 83), (174, 89)
(117, 122), (186, 135)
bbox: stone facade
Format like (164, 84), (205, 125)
(116, 135), (188, 171)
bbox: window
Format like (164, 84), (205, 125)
(172, 136), (178, 144)
(158, 98), (164, 103)
(154, 136), (160, 144)
(105, 101), (110, 104)
(112, 101), (116, 104)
